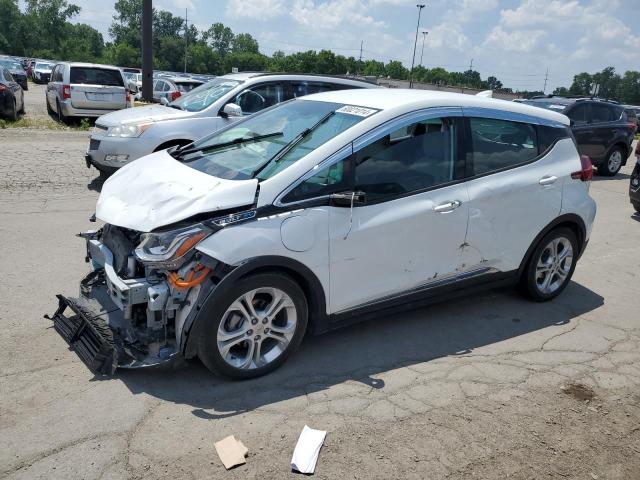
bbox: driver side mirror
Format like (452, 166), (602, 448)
(221, 103), (243, 118)
(160, 97), (169, 106)
(127, 82), (139, 94)
(330, 191), (366, 207)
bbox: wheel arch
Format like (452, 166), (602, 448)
(182, 255), (329, 358)
(517, 213), (587, 279)
(153, 138), (193, 152)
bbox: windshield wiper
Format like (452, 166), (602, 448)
(251, 110), (335, 178)
(176, 131), (284, 159)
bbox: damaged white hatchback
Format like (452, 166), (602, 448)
(48, 89), (596, 378)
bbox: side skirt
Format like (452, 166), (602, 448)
(326, 270), (519, 332)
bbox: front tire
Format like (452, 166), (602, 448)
(8, 99), (17, 121)
(197, 272), (308, 379)
(599, 147), (624, 176)
(520, 228), (579, 302)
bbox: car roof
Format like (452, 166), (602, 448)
(220, 71), (378, 86)
(59, 62), (122, 70)
(302, 88), (570, 125)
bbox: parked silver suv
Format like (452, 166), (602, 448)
(86, 72), (380, 173)
(46, 62), (129, 123)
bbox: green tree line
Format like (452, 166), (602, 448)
(1, 0), (639, 104)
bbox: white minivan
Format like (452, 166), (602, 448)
(49, 89), (596, 378)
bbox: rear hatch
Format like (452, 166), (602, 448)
(70, 66), (127, 110)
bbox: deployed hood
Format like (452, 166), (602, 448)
(96, 104), (191, 127)
(96, 150), (258, 232)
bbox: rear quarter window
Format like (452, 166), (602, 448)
(70, 67), (124, 87)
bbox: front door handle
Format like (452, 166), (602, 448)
(539, 175), (558, 186)
(433, 200), (461, 213)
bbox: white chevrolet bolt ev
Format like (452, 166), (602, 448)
(49, 89), (596, 378)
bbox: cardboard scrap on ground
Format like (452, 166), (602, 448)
(214, 435), (248, 470)
(291, 425), (327, 474)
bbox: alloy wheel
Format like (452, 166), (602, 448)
(216, 287), (297, 370)
(608, 150), (622, 173)
(535, 237), (574, 295)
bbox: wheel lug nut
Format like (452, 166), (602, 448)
(255, 335), (261, 340)
(262, 318), (268, 324)
(247, 329), (253, 336)
(252, 318), (258, 325)
(264, 328), (270, 334)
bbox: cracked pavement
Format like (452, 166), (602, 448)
(0, 101), (639, 478)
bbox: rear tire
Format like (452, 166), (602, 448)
(633, 202), (640, 214)
(18, 96), (25, 114)
(56, 100), (68, 124)
(8, 99), (17, 121)
(519, 227), (579, 302)
(599, 147), (624, 177)
(197, 272), (308, 379)
(46, 96), (54, 115)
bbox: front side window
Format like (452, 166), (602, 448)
(283, 158), (351, 203)
(354, 117), (456, 203)
(469, 117), (538, 175)
(169, 78), (241, 112)
(3, 70), (14, 82)
(177, 100), (376, 180)
(233, 83), (285, 115)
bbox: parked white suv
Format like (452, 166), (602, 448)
(49, 89), (596, 378)
(85, 72), (379, 173)
(46, 62), (129, 123)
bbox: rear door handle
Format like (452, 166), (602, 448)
(539, 175), (558, 186)
(433, 200), (461, 213)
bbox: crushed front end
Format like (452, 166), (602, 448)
(47, 223), (216, 375)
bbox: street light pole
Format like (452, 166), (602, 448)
(409, 4), (425, 89)
(420, 31), (428, 67)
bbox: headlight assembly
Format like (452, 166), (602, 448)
(134, 224), (211, 269)
(106, 122), (153, 138)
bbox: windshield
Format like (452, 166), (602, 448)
(169, 78), (241, 112)
(180, 100), (377, 181)
(36, 63), (53, 70)
(0, 59), (22, 71)
(522, 100), (568, 113)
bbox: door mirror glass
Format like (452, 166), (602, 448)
(128, 82), (139, 94)
(222, 103), (243, 118)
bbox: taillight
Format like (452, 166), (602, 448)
(126, 89), (131, 103)
(170, 90), (181, 102)
(62, 85), (71, 99)
(571, 155), (593, 181)
(0, 84), (6, 92)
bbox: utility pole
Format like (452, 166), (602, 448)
(543, 67), (549, 94)
(184, 8), (188, 73)
(467, 58), (473, 87)
(409, 4), (425, 89)
(419, 31), (428, 67)
(141, 0), (153, 102)
(358, 40), (363, 76)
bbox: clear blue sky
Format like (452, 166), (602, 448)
(37, 0), (640, 91)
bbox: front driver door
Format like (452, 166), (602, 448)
(328, 110), (469, 313)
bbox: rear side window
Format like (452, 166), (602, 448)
(567, 104), (589, 125)
(3, 70), (14, 82)
(591, 104), (615, 123)
(290, 81), (357, 98)
(70, 67), (124, 87)
(469, 117), (538, 175)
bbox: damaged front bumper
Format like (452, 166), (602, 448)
(47, 234), (198, 375)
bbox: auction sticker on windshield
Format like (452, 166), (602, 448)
(335, 105), (378, 117)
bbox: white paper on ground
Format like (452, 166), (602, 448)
(291, 425), (327, 474)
